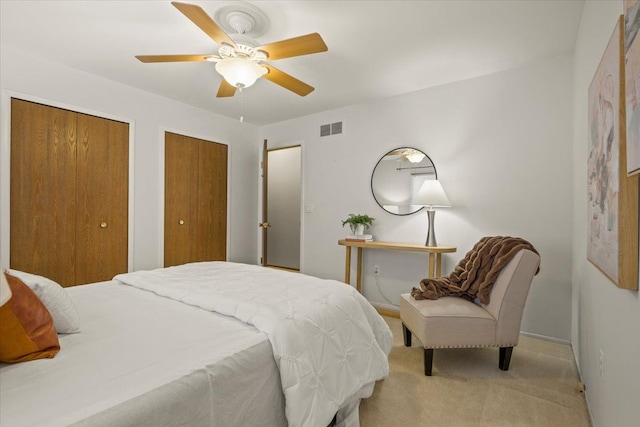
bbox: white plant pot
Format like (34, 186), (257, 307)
(354, 224), (365, 235)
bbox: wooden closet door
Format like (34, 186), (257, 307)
(75, 113), (129, 285)
(164, 132), (199, 267)
(10, 99), (77, 287)
(197, 141), (228, 262)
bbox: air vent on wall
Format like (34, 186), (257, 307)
(320, 121), (343, 137)
(331, 122), (342, 135)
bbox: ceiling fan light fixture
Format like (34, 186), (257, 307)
(215, 57), (266, 88)
(405, 150), (426, 163)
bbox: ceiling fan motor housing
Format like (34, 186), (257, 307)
(219, 43), (267, 61)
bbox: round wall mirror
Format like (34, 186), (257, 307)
(371, 147), (437, 215)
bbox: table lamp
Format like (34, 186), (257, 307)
(414, 180), (451, 247)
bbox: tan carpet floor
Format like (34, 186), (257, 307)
(359, 316), (592, 427)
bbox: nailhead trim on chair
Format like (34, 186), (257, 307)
(403, 323), (518, 349)
(403, 323), (519, 376)
(426, 343), (518, 349)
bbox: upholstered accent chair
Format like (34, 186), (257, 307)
(399, 249), (540, 376)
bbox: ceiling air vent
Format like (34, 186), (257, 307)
(320, 121), (343, 137)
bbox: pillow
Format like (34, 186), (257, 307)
(8, 269), (80, 334)
(0, 272), (60, 363)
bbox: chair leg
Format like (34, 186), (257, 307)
(499, 347), (513, 371)
(424, 348), (434, 376)
(402, 323), (412, 347)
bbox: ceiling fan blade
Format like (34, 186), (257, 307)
(262, 65), (314, 96)
(171, 2), (235, 47)
(257, 33), (327, 60)
(135, 54), (212, 63)
(387, 150), (406, 156)
(216, 79), (237, 98)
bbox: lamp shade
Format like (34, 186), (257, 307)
(215, 58), (266, 88)
(414, 180), (451, 207)
(0, 270), (12, 306)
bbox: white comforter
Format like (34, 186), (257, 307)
(114, 262), (392, 427)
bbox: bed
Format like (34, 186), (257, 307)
(0, 262), (392, 427)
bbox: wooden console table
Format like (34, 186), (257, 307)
(338, 240), (457, 293)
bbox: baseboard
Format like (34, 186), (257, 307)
(520, 331), (571, 346)
(571, 342), (595, 427)
(266, 265), (299, 272)
(371, 302), (400, 319)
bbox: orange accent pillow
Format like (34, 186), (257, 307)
(0, 272), (60, 363)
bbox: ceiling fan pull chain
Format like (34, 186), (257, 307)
(239, 86), (244, 122)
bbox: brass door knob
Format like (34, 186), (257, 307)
(179, 219), (185, 225)
(100, 222), (108, 228)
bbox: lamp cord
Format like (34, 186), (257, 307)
(374, 274), (399, 308)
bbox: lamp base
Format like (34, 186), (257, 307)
(425, 209), (438, 247)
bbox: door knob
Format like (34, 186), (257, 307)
(100, 222), (108, 228)
(179, 219), (185, 225)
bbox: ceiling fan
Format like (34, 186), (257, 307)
(386, 149), (427, 164)
(136, 1), (328, 97)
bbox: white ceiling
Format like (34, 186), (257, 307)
(0, 0), (585, 126)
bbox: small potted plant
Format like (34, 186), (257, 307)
(341, 213), (375, 235)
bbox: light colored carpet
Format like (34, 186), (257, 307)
(359, 316), (591, 426)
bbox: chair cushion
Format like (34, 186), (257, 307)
(400, 293), (497, 349)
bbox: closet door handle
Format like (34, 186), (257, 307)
(179, 219), (185, 225)
(100, 222), (108, 228)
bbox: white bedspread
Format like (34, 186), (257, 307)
(0, 280), (286, 427)
(114, 262), (393, 427)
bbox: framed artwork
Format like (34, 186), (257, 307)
(587, 16), (639, 290)
(625, 0), (640, 175)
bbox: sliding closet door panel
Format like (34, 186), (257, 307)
(10, 99), (77, 287)
(75, 114), (129, 285)
(198, 141), (228, 262)
(165, 132), (199, 267)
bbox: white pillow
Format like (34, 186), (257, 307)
(7, 269), (81, 334)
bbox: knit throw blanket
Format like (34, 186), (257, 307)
(411, 236), (540, 304)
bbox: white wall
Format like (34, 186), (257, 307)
(0, 47), (260, 272)
(261, 54), (574, 341)
(572, 2), (640, 426)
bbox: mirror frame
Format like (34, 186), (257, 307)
(370, 147), (438, 216)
